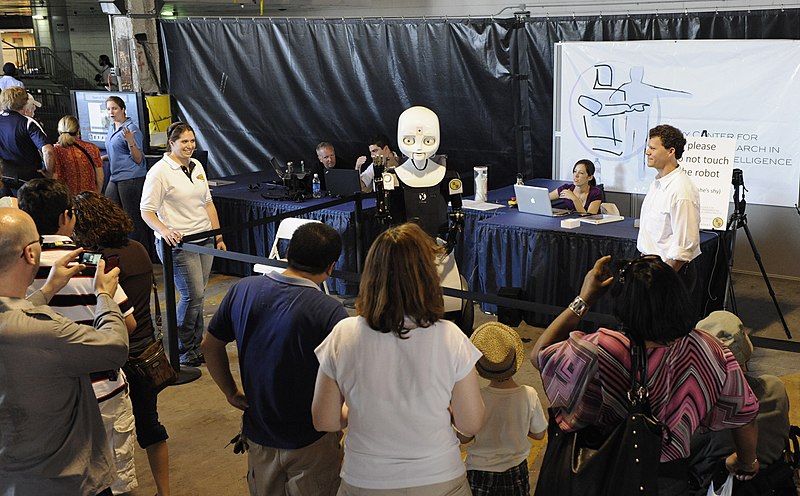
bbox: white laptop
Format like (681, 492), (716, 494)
(514, 184), (571, 217)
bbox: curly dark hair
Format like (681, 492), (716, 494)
(72, 191), (134, 249)
(609, 255), (696, 344)
(648, 124), (687, 160)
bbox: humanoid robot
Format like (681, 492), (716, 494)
(374, 106), (473, 333)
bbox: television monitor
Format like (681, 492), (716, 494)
(71, 90), (148, 152)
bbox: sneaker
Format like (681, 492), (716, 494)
(181, 356), (203, 367)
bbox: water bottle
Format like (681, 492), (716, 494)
(300, 160), (305, 173)
(312, 173), (322, 198)
(516, 173), (524, 185)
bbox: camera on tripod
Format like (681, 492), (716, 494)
(731, 168), (746, 216)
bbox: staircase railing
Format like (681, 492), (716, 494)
(2, 42), (95, 90)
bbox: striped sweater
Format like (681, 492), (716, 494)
(538, 327), (759, 462)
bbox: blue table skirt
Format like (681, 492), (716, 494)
(210, 171), (376, 295)
(474, 211), (728, 325)
(455, 178), (563, 289)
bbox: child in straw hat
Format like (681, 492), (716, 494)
(461, 322), (547, 495)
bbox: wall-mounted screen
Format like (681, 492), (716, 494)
(71, 90), (148, 152)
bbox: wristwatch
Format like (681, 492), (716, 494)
(568, 296), (589, 318)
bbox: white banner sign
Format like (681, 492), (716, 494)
(554, 40), (800, 207)
(679, 136), (735, 230)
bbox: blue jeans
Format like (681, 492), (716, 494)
(156, 237), (213, 363)
(106, 176), (151, 248)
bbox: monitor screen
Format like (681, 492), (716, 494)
(71, 90), (147, 152)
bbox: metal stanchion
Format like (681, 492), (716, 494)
(161, 242), (201, 384)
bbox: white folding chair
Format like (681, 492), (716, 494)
(253, 218), (330, 294)
(600, 202), (621, 216)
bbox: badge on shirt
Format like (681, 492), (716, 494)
(196, 174), (205, 181)
(449, 178), (463, 195)
(382, 173), (395, 190)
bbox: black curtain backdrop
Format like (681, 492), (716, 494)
(159, 9), (800, 189)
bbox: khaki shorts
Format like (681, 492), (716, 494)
(247, 431), (343, 496)
(338, 475), (473, 496)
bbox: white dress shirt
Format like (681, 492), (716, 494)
(637, 166), (701, 263)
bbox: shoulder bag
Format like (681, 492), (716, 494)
(125, 274), (178, 392)
(534, 339), (664, 496)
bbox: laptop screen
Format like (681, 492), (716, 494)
(514, 185), (555, 216)
(325, 169), (361, 197)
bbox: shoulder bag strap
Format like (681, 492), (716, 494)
(152, 273), (162, 340)
(72, 142), (97, 167)
(628, 337), (648, 408)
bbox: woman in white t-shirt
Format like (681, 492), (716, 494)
(312, 222), (485, 495)
(140, 122), (225, 367)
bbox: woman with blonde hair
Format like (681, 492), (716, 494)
(54, 115), (103, 195)
(312, 222), (485, 495)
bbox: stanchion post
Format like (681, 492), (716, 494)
(161, 244), (179, 373)
(354, 192), (364, 273)
(161, 243), (202, 383)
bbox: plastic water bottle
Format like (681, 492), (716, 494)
(312, 173), (322, 198)
(516, 173), (524, 185)
(300, 160), (305, 172)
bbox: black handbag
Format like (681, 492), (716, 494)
(535, 340), (664, 496)
(125, 275), (177, 392)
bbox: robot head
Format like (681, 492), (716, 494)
(397, 106), (439, 163)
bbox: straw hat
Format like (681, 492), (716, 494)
(470, 322), (524, 380)
(697, 311), (753, 367)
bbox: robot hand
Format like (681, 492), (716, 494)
(444, 211), (465, 254)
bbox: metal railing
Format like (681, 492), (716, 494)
(2, 43), (95, 90)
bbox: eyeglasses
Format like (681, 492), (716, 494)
(617, 254), (662, 284)
(19, 236), (44, 258)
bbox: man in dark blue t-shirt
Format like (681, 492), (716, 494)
(203, 222), (348, 496)
(0, 87), (53, 196)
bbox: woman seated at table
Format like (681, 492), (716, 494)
(549, 159), (602, 214)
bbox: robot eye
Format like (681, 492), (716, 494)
(402, 136), (415, 146)
(422, 136), (436, 146)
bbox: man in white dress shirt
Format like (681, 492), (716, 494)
(637, 123), (701, 296)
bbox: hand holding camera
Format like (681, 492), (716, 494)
(93, 258), (120, 300)
(40, 248), (86, 302)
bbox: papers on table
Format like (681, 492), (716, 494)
(462, 199), (506, 211)
(579, 214), (624, 225)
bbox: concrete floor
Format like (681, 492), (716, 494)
(127, 269), (800, 496)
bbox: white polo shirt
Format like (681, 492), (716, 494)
(140, 154), (213, 239)
(637, 166), (701, 263)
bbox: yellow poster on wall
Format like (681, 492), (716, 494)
(146, 94), (171, 149)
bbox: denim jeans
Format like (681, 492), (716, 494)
(106, 176), (150, 248)
(156, 237), (213, 363)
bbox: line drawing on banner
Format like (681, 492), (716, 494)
(572, 64), (691, 180)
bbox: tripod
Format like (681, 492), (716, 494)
(723, 169), (792, 339)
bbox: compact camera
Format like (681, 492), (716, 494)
(80, 252), (119, 273)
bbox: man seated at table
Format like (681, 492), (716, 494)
(311, 142), (349, 191)
(354, 133), (399, 193)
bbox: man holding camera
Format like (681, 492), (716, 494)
(18, 178), (140, 493)
(0, 207), (128, 495)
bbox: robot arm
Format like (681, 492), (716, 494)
(444, 172), (465, 255)
(373, 155), (393, 225)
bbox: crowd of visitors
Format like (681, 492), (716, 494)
(0, 87), (794, 496)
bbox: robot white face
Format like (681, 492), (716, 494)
(397, 106), (440, 162)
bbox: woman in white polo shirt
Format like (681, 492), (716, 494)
(140, 122), (226, 367)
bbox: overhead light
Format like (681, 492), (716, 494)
(98, 0), (126, 15)
(32, 14), (45, 19)
(161, 9), (174, 16)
